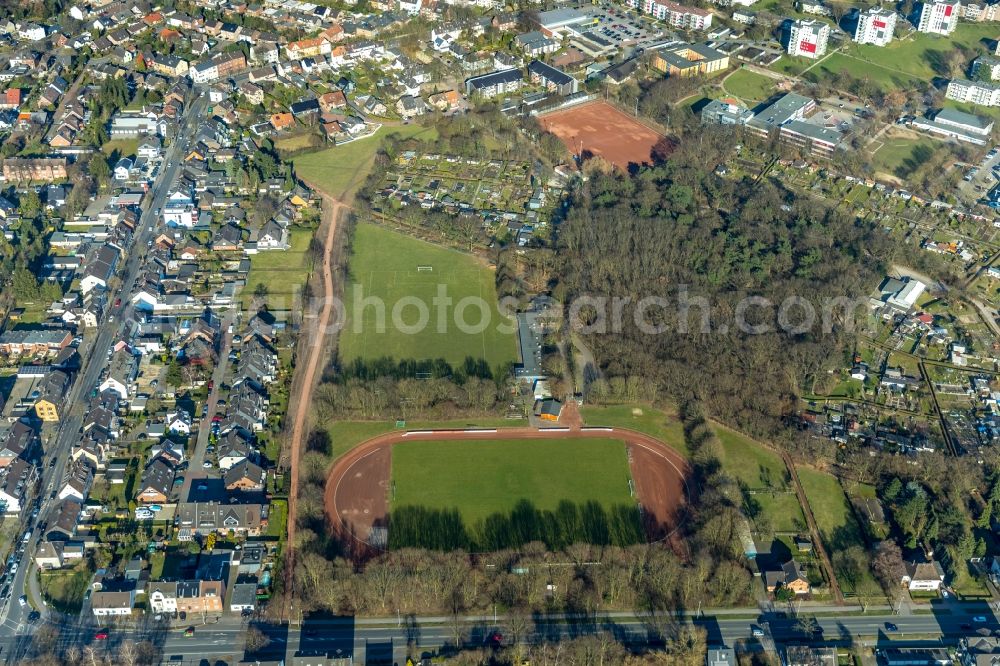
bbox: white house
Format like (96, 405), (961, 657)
(137, 137), (161, 160)
(113, 158), (133, 181)
(430, 26), (462, 52)
(901, 560), (945, 591)
(18, 24), (46, 41)
(166, 410), (192, 436)
(91, 590), (135, 617)
(163, 190), (198, 228)
(149, 583), (178, 614)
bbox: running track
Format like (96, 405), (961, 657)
(323, 426), (691, 549)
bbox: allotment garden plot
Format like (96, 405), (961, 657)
(374, 151), (561, 229)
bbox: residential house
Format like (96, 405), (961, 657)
(91, 590), (134, 617)
(58, 458), (93, 502)
(0, 458), (36, 514)
(764, 561), (810, 595)
(33, 369), (70, 422)
(902, 559), (946, 591)
(224, 460), (265, 491)
(136, 458), (174, 504)
(174, 502), (267, 540)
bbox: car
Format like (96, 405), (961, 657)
(27, 611), (39, 622)
(202, 461), (213, 468)
(94, 630), (109, 640)
(184, 627), (195, 637)
(10, 563), (17, 575)
(486, 631), (503, 647)
(974, 616), (988, 623)
(18, 595), (26, 607)
(114, 298), (121, 308)
(884, 622), (897, 632)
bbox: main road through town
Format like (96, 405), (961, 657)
(0, 91), (209, 662)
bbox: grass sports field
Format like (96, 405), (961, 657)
(871, 134), (945, 179)
(338, 223), (517, 368)
(390, 438), (634, 525)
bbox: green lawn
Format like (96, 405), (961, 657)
(266, 498), (287, 540)
(292, 125), (438, 200)
(723, 68), (778, 102)
(715, 427), (788, 490)
(391, 438), (633, 525)
(841, 23), (999, 80)
(797, 467), (865, 551)
(338, 223), (517, 369)
(243, 227), (314, 309)
(101, 138), (139, 158)
(580, 404), (688, 455)
(771, 56), (811, 76)
(40, 564), (93, 614)
(752, 492), (807, 533)
(805, 52), (923, 91)
(796, 467), (876, 594)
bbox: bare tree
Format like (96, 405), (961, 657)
(117, 640), (139, 666)
(245, 626), (271, 653)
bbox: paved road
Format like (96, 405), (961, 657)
(0, 91), (209, 658)
(178, 307), (238, 500)
(8, 604), (999, 665)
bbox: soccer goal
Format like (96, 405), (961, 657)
(416, 265), (433, 272)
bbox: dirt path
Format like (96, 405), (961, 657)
(284, 193), (342, 620)
(324, 425), (691, 551)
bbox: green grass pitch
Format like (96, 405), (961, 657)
(338, 223), (518, 369)
(390, 438), (635, 526)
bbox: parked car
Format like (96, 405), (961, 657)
(94, 630), (109, 640)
